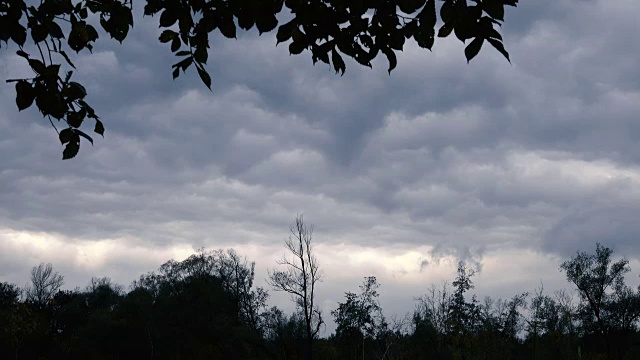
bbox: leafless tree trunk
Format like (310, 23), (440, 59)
(268, 215), (323, 360)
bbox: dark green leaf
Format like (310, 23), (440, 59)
(16, 50), (29, 59)
(438, 22), (454, 38)
(31, 24), (48, 43)
(194, 46), (207, 64)
(419, 0), (437, 28)
(389, 31), (405, 51)
(237, 12), (255, 31)
(398, 0), (425, 14)
(28, 59), (46, 74)
(440, 1), (456, 23)
(382, 47), (397, 74)
(86, 25), (99, 42)
(94, 118), (104, 136)
(331, 49), (345, 75)
(59, 50), (76, 69)
(173, 57), (193, 71)
(487, 37), (510, 62)
(62, 138), (80, 159)
(276, 19), (296, 44)
(10, 23), (27, 46)
(159, 9), (178, 27)
(219, 16), (236, 39)
(197, 67), (211, 90)
(414, 27), (435, 50)
(289, 41), (305, 55)
(67, 108), (86, 127)
(68, 81), (87, 100)
(176, 50), (190, 56)
(74, 129), (93, 145)
(59, 128), (74, 144)
(256, 13), (278, 35)
(15, 80), (35, 111)
(464, 36), (484, 62)
(483, 0), (505, 21)
(159, 29), (176, 43)
(43, 64), (61, 78)
(48, 22), (64, 39)
(171, 37), (181, 52)
(172, 67), (180, 79)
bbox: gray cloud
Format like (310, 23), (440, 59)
(1, 0), (640, 332)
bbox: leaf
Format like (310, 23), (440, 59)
(94, 118), (105, 136)
(31, 24), (48, 43)
(197, 67), (211, 90)
(86, 25), (99, 42)
(487, 37), (510, 62)
(172, 67), (180, 79)
(382, 47), (397, 75)
(256, 13), (278, 35)
(483, 0), (505, 21)
(171, 37), (181, 52)
(414, 27), (435, 50)
(276, 19), (296, 44)
(68, 82), (87, 100)
(219, 16), (236, 39)
(289, 41), (305, 55)
(175, 50), (191, 56)
(74, 129), (94, 145)
(388, 31), (405, 51)
(194, 46), (208, 64)
(16, 50), (29, 59)
(398, 0), (424, 14)
(159, 9), (178, 27)
(419, 0), (436, 28)
(67, 108), (86, 127)
(173, 57), (193, 71)
(159, 29), (176, 43)
(237, 12), (255, 31)
(48, 22), (64, 39)
(10, 24), (27, 46)
(28, 59), (46, 74)
(37, 92), (66, 119)
(437, 22), (454, 38)
(43, 64), (61, 78)
(464, 36), (484, 63)
(59, 50), (76, 69)
(59, 128), (74, 144)
(440, 1), (456, 23)
(62, 138), (80, 159)
(15, 80), (35, 111)
(331, 49), (345, 75)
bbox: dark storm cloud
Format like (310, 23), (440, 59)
(1, 0), (640, 314)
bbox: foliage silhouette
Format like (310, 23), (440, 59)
(0, 0), (518, 159)
(6, 242), (640, 359)
(268, 215), (323, 360)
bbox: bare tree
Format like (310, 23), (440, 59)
(26, 263), (64, 306)
(268, 215), (323, 360)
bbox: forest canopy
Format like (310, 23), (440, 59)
(2, 242), (640, 360)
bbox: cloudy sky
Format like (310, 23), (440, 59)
(1, 0), (640, 334)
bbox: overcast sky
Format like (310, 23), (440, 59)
(1, 0), (640, 335)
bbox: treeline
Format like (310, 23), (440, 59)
(2, 218), (640, 359)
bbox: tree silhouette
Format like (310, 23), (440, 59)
(268, 215), (323, 360)
(25, 263), (64, 307)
